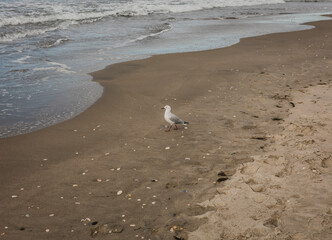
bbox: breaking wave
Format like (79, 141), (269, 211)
(0, 0), (285, 42)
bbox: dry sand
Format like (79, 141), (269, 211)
(0, 17), (331, 240)
(190, 84), (332, 240)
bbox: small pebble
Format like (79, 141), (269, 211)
(165, 146), (170, 150)
(97, 179), (102, 183)
(72, 184), (78, 187)
(45, 229), (50, 233)
(49, 214), (54, 217)
(117, 190), (123, 196)
(11, 195), (18, 198)
(130, 224), (136, 227)
(75, 202), (80, 205)
(117, 168), (121, 171)
(152, 202), (156, 205)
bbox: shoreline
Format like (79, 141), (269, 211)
(0, 17), (332, 240)
(1, 12), (330, 139)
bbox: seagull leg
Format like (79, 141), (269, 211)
(165, 125), (173, 132)
(174, 125), (178, 130)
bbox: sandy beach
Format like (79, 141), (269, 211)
(1, 16), (332, 240)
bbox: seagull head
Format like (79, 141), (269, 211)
(161, 105), (171, 111)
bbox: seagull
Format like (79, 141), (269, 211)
(161, 105), (189, 132)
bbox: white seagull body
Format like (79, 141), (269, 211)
(161, 105), (189, 132)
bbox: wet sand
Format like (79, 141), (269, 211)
(0, 17), (332, 240)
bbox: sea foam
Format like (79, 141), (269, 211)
(0, 0), (285, 42)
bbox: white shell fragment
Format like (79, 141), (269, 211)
(117, 190), (123, 196)
(81, 218), (91, 222)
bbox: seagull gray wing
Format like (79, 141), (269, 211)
(169, 113), (184, 124)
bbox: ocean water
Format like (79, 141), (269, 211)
(0, 0), (331, 138)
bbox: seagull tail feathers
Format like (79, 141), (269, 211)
(183, 121), (189, 125)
